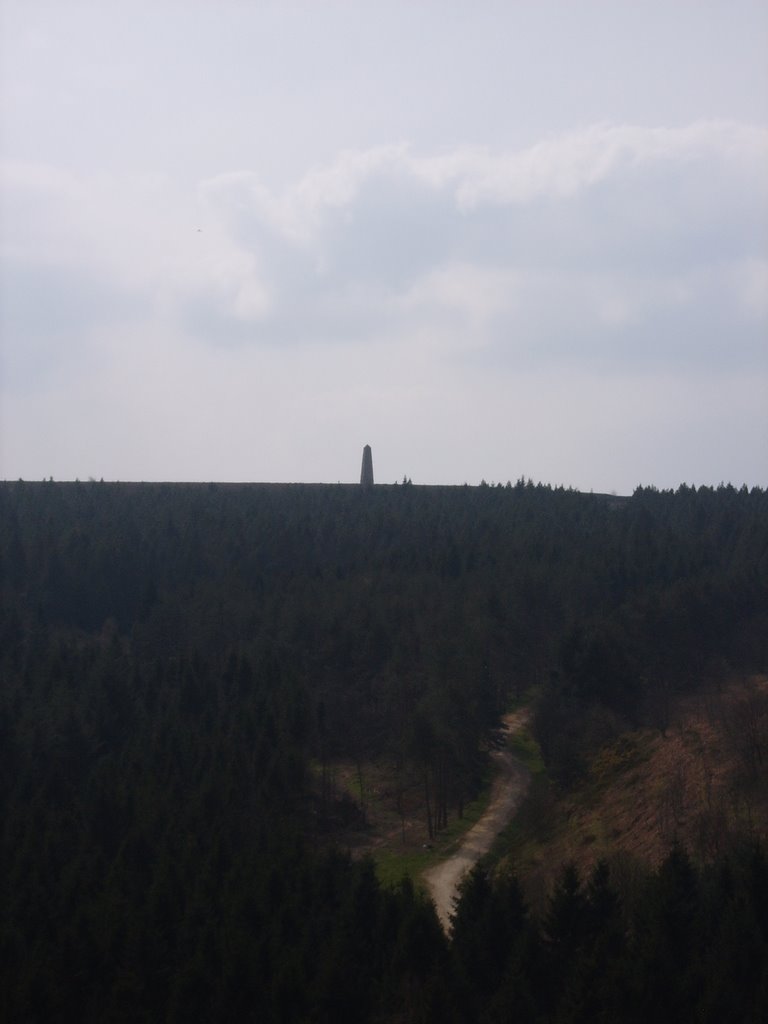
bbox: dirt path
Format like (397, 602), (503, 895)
(422, 709), (531, 933)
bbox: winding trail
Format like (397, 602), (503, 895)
(422, 709), (531, 933)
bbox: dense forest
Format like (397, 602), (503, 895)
(1, 478), (767, 1021)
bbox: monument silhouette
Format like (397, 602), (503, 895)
(360, 445), (374, 487)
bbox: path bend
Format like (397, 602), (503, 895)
(422, 709), (531, 933)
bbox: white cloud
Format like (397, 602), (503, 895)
(199, 120), (767, 232)
(162, 122), (764, 373)
(448, 121), (768, 207)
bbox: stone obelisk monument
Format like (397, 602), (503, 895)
(360, 445), (374, 488)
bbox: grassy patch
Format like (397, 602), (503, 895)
(372, 774), (494, 888)
(509, 727), (546, 776)
(492, 774), (560, 860)
(508, 685), (541, 712)
(374, 848), (435, 889)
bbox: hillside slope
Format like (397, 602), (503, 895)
(502, 675), (768, 908)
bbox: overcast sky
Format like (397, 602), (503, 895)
(1, 0), (766, 491)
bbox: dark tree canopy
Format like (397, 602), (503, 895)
(1, 479), (766, 1020)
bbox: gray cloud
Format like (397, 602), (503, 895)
(1, 263), (147, 390)
(191, 124), (767, 373)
